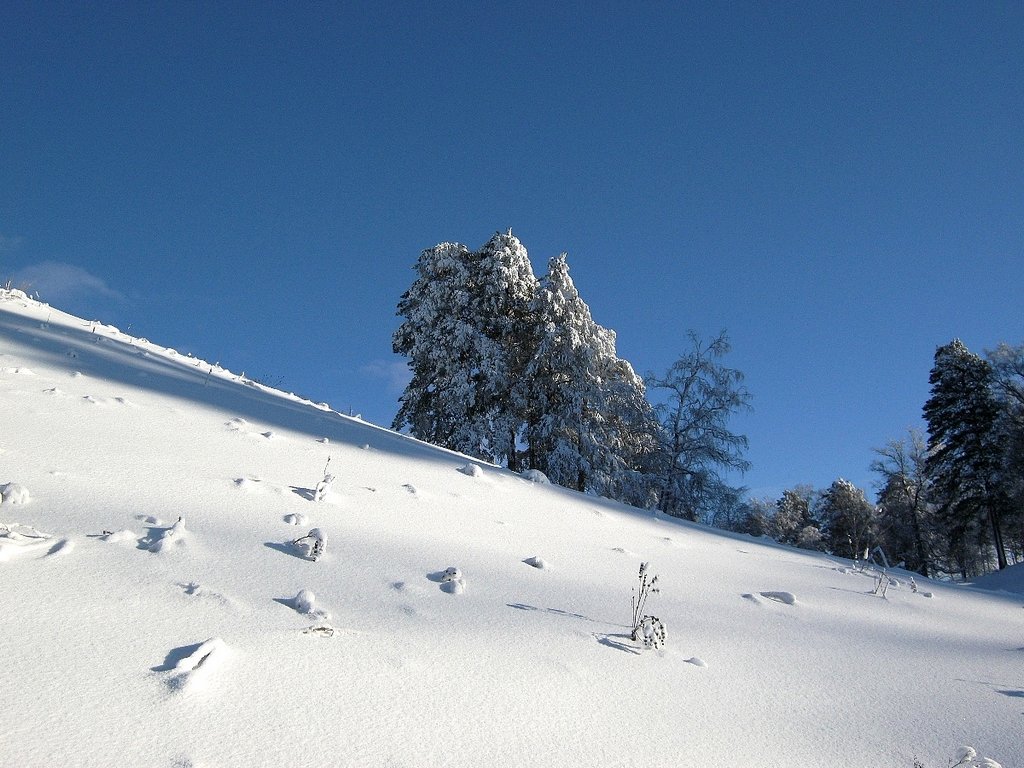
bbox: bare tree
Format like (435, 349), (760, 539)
(646, 331), (752, 521)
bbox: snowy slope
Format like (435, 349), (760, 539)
(1, 289), (1019, 768)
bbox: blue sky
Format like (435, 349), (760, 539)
(3, 2), (1022, 500)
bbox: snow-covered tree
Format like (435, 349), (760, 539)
(469, 230), (539, 465)
(393, 231), (538, 465)
(924, 339), (1008, 573)
(771, 485), (820, 547)
(871, 428), (935, 576)
(393, 241), (477, 453)
(816, 478), (877, 560)
(646, 331), (752, 522)
(518, 254), (656, 498)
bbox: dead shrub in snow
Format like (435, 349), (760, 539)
(630, 562), (666, 650)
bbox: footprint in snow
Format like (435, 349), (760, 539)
(153, 637), (229, 693)
(178, 582), (241, 611)
(283, 513), (308, 526)
(403, 483), (417, 495)
(759, 591), (797, 605)
(138, 517), (190, 554)
(523, 556), (548, 570)
(0, 524), (53, 562)
(233, 477), (262, 491)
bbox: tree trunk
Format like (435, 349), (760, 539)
(989, 506), (1008, 570)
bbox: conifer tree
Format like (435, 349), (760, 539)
(816, 478), (877, 560)
(392, 231), (537, 465)
(518, 254), (654, 496)
(392, 242), (477, 452)
(923, 339), (1008, 573)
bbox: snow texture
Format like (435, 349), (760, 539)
(0, 289), (1018, 768)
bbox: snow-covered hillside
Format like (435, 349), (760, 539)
(1, 289), (1019, 768)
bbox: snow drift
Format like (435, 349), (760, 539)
(0, 289), (1018, 768)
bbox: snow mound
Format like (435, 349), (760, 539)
(459, 463), (484, 477)
(145, 517), (189, 554)
(294, 589), (317, 613)
(0, 523), (51, 561)
(969, 562), (1024, 595)
(160, 637), (229, 694)
(523, 555), (548, 569)
(520, 469), (549, 484)
(0, 483), (31, 505)
(436, 566), (466, 594)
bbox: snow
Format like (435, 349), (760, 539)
(0, 289), (1018, 768)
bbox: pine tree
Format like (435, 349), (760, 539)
(816, 478), (877, 560)
(772, 485), (820, 547)
(470, 230), (539, 466)
(393, 241), (479, 454)
(987, 342), (1024, 563)
(923, 339), (1008, 573)
(518, 254), (654, 496)
(392, 232), (537, 465)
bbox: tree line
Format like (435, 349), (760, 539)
(392, 231), (1021, 579)
(728, 340), (1024, 578)
(392, 230), (752, 520)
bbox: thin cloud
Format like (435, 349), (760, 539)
(10, 261), (126, 306)
(360, 358), (412, 394)
(0, 233), (25, 252)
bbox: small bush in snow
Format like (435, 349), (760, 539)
(440, 566), (465, 594)
(313, 456), (334, 502)
(630, 562), (666, 649)
(294, 589), (317, 614)
(872, 568), (892, 598)
(913, 745), (1002, 768)
(292, 528), (326, 561)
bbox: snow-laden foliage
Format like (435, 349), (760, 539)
(393, 232), (537, 466)
(518, 254), (655, 498)
(816, 478), (877, 560)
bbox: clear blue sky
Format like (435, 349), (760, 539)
(3, 2), (1022, 500)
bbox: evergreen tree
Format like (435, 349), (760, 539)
(393, 231), (537, 465)
(816, 479), (877, 560)
(924, 339), (1008, 573)
(646, 331), (752, 522)
(518, 254), (655, 497)
(772, 485), (820, 547)
(467, 230), (539, 465)
(392, 241), (477, 452)
(987, 342), (1024, 563)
